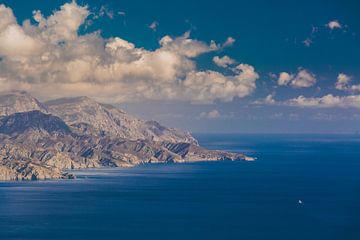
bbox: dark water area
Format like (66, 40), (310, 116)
(0, 134), (360, 239)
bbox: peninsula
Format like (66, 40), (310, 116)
(0, 91), (251, 180)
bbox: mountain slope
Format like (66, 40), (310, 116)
(0, 111), (70, 135)
(0, 92), (197, 144)
(0, 111), (246, 180)
(0, 91), (48, 116)
(45, 96), (198, 144)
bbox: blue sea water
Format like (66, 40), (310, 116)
(0, 134), (360, 240)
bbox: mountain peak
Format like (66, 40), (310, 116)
(0, 91), (48, 116)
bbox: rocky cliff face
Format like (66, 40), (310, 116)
(0, 92), (249, 181)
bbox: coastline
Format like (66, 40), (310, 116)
(0, 156), (255, 182)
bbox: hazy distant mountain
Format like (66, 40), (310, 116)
(0, 92), (249, 181)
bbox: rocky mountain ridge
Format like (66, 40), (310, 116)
(0, 92), (251, 181)
(0, 91), (48, 116)
(45, 96), (198, 144)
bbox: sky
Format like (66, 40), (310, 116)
(0, 0), (359, 133)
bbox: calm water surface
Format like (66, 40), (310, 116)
(0, 134), (359, 239)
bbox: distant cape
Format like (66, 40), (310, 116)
(0, 91), (249, 181)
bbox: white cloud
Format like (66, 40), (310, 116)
(277, 72), (293, 86)
(291, 69), (316, 88)
(182, 63), (259, 103)
(351, 85), (360, 91)
(255, 93), (360, 109)
(213, 55), (236, 68)
(335, 73), (351, 90)
(264, 94), (275, 104)
(159, 31), (219, 58)
(335, 73), (360, 92)
(277, 69), (316, 88)
(148, 21), (158, 31)
(223, 37), (235, 47)
(198, 109), (221, 119)
(327, 20), (342, 30)
(197, 109), (235, 119)
(34, 2), (89, 42)
(286, 94), (360, 108)
(0, 2), (259, 104)
(0, 5), (16, 32)
(0, 24), (41, 59)
(253, 94), (276, 105)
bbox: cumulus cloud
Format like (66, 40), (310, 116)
(0, 24), (41, 58)
(159, 31), (221, 58)
(32, 2), (89, 41)
(253, 94), (276, 105)
(0, 4), (16, 31)
(198, 109), (221, 119)
(335, 73), (351, 90)
(255, 93), (360, 109)
(0, 2), (259, 104)
(277, 72), (293, 86)
(335, 73), (360, 92)
(327, 20), (342, 30)
(213, 55), (236, 68)
(277, 69), (316, 88)
(291, 69), (316, 88)
(264, 94), (275, 104)
(351, 85), (360, 91)
(197, 109), (235, 119)
(285, 94), (360, 108)
(182, 64), (259, 103)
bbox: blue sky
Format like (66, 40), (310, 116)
(0, 0), (359, 133)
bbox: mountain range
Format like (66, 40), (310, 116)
(0, 91), (251, 181)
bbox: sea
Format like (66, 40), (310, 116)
(0, 134), (359, 240)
